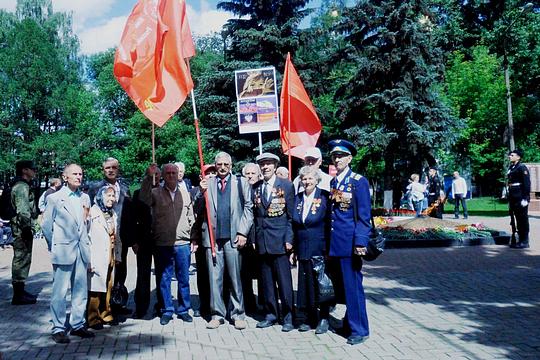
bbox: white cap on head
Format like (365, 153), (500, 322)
(304, 147), (322, 159)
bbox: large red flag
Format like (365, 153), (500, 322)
(114, 0), (196, 127)
(280, 53), (322, 159)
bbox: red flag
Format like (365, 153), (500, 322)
(114, 0), (196, 127)
(280, 53), (322, 159)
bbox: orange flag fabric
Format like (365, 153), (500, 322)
(114, 0), (196, 127)
(280, 53), (322, 159)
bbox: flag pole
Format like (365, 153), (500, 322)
(152, 123), (156, 186)
(258, 132), (263, 155)
(190, 89), (217, 265)
(286, 53), (292, 180)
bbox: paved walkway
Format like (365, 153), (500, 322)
(0, 215), (539, 359)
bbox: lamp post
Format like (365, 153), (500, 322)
(502, 2), (533, 151)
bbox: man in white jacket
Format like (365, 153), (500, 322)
(452, 171), (468, 219)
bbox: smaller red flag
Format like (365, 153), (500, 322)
(114, 0), (196, 127)
(280, 53), (322, 159)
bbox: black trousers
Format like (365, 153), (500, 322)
(296, 259), (330, 327)
(195, 246), (210, 316)
(509, 200), (529, 243)
(114, 242), (129, 286)
(134, 242), (153, 315)
(260, 253), (294, 324)
(240, 246), (264, 311)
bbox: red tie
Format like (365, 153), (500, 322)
(220, 178), (227, 193)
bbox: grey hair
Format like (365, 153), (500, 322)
(102, 157), (119, 168)
(174, 162), (185, 171)
(242, 162), (260, 176)
(215, 152), (232, 164)
(298, 166), (321, 183)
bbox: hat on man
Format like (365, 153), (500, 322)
(509, 149), (524, 158)
(328, 139), (357, 157)
(255, 152), (280, 164)
(203, 163), (217, 174)
(304, 147), (322, 159)
(15, 160), (36, 173)
(429, 165), (438, 171)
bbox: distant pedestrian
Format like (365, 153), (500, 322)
(406, 174), (425, 217)
(0, 219), (13, 249)
(427, 167), (443, 219)
(38, 178), (62, 213)
(452, 171), (468, 219)
(507, 149), (530, 249)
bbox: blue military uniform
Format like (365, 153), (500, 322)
(328, 139), (371, 343)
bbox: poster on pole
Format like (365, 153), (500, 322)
(234, 67), (280, 134)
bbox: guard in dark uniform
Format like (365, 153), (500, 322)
(427, 166), (443, 219)
(327, 140), (371, 345)
(507, 149), (530, 249)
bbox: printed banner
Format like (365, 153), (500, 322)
(234, 67), (280, 134)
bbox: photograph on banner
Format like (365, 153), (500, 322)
(235, 67), (280, 134)
(235, 67), (276, 99)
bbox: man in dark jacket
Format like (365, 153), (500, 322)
(252, 153), (295, 332)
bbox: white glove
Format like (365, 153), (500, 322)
(521, 200), (529, 207)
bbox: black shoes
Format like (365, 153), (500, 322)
(178, 313), (193, 322)
(132, 311), (146, 319)
(510, 242), (530, 249)
(70, 327), (95, 338)
(256, 319), (276, 328)
(11, 282), (37, 305)
(88, 323), (104, 330)
(115, 306), (132, 315)
(347, 335), (368, 345)
(298, 324), (311, 332)
(52, 332), (70, 344)
(315, 319), (329, 334)
(281, 323), (294, 332)
(160, 313), (173, 325)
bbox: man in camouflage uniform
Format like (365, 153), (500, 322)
(11, 160), (39, 305)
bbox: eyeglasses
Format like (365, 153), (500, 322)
(215, 163), (231, 167)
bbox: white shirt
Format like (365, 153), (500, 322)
(452, 177), (468, 196)
(334, 166), (350, 187)
(263, 175), (276, 201)
(302, 190), (316, 223)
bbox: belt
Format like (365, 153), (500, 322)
(509, 183), (521, 187)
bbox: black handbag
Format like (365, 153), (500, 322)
(361, 217), (385, 261)
(110, 283), (128, 308)
(311, 256), (335, 304)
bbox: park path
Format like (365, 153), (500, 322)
(0, 214), (538, 359)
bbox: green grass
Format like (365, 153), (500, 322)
(444, 196), (509, 217)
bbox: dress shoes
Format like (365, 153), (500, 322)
(178, 313), (193, 322)
(347, 335), (368, 345)
(206, 318), (225, 329)
(315, 319), (329, 334)
(515, 242), (530, 249)
(281, 322), (294, 332)
(88, 323), (104, 330)
(256, 319), (276, 328)
(234, 319), (247, 330)
(132, 311), (146, 319)
(70, 327), (95, 338)
(52, 331), (70, 344)
(298, 324), (311, 332)
(160, 313), (173, 325)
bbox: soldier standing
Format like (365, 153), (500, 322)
(11, 160), (39, 305)
(507, 149), (531, 249)
(427, 166), (443, 219)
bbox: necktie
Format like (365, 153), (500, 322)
(220, 178), (227, 193)
(263, 182), (269, 201)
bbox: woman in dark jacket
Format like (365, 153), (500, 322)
(292, 166), (331, 334)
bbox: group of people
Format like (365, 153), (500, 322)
(404, 168), (469, 219)
(5, 142), (531, 347)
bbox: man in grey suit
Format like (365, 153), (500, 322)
(42, 164), (95, 344)
(195, 152), (253, 330)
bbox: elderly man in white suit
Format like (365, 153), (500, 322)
(42, 164), (94, 344)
